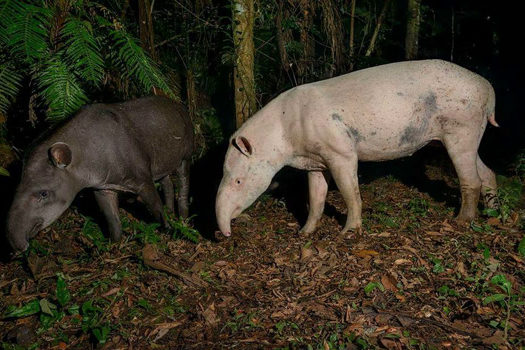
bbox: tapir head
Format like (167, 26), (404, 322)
(6, 142), (80, 252)
(215, 136), (279, 237)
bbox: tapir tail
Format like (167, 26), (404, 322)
(488, 114), (499, 127)
(486, 83), (499, 127)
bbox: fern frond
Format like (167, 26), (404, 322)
(7, 2), (51, 62)
(110, 28), (174, 98)
(0, 0), (25, 48)
(0, 61), (22, 114)
(37, 56), (88, 120)
(61, 17), (104, 85)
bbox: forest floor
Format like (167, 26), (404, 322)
(1, 151), (524, 350)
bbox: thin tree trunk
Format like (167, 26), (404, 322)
(138, 0), (157, 60)
(320, 0), (344, 77)
(232, 0), (256, 128)
(349, 0), (356, 70)
(405, 0), (422, 60)
(297, 0), (314, 81)
(276, 1), (290, 72)
(365, 0), (391, 57)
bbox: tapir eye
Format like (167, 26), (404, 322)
(236, 179), (242, 185)
(39, 191), (49, 199)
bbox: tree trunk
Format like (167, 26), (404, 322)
(405, 0), (422, 60)
(232, 0), (256, 128)
(319, 0), (344, 77)
(138, 0), (157, 60)
(297, 0), (315, 81)
(349, 0), (356, 70)
(365, 0), (391, 57)
(276, 1), (290, 73)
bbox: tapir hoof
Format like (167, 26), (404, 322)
(340, 224), (363, 238)
(299, 224), (316, 235)
(455, 215), (474, 226)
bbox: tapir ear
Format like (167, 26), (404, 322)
(48, 142), (72, 169)
(233, 136), (253, 157)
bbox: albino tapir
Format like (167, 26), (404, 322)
(6, 96), (194, 252)
(216, 59), (498, 237)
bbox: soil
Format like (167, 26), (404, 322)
(1, 150), (524, 349)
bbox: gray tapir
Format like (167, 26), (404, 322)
(6, 96), (194, 252)
(216, 59), (498, 237)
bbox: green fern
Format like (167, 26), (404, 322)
(0, 0), (24, 48)
(37, 56), (88, 120)
(7, 3), (51, 61)
(61, 17), (104, 85)
(111, 29), (174, 98)
(0, 61), (22, 114)
(0, 1), (174, 121)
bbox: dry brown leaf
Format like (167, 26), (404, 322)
(381, 274), (398, 292)
(202, 303), (219, 327)
(487, 217), (500, 226)
(300, 247), (314, 261)
(482, 330), (505, 345)
(353, 249), (380, 258)
(394, 258), (411, 265)
(380, 337), (400, 349)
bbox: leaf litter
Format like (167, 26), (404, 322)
(1, 164), (524, 349)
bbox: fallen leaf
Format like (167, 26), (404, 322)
(300, 247), (314, 261)
(381, 274), (398, 292)
(394, 258), (411, 265)
(487, 217), (500, 226)
(202, 303), (219, 327)
(482, 330), (505, 345)
(354, 249), (380, 258)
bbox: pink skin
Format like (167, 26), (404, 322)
(216, 60), (498, 237)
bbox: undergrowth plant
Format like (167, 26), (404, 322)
(0, 0), (174, 121)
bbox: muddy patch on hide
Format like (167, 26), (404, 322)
(399, 91), (438, 146)
(347, 127), (365, 142)
(331, 113), (343, 122)
(331, 113), (366, 143)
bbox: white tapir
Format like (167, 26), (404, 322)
(216, 59), (498, 237)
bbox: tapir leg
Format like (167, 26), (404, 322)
(138, 182), (168, 228)
(94, 190), (122, 241)
(443, 134), (482, 223)
(175, 159), (190, 219)
(476, 155), (498, 209)
(327, 153), (362, 235)
(160, 176), (175, 213)
(300, 171), (331, 234)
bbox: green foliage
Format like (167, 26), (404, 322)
(81, 216), (109, 251)
(5, 2), (51, 61)
(0, 165), (9, 176)
(0, 0), (173, 120)
(0, 62), (22, 114)
(38, 56), (88, 119)
(124, 218), (161, 245)
(81, 300), (111, 344)
(165, 209), (200, 243)
(364, 281), (384, 295)
(490, 175), (523, 223)
(2, 299), (41, 319)
(62, 17), (104, 84)
(518, 236), (525, 258)
(110, 28), (173, 98)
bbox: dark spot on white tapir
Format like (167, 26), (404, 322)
(423, 92), (438, 117)
(331, 113), (343, 122)
(347, 127), (365, 142)
(399, 91), (437, 146)
(397, 92), (404, 96)
(399, 126), (421, 146)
